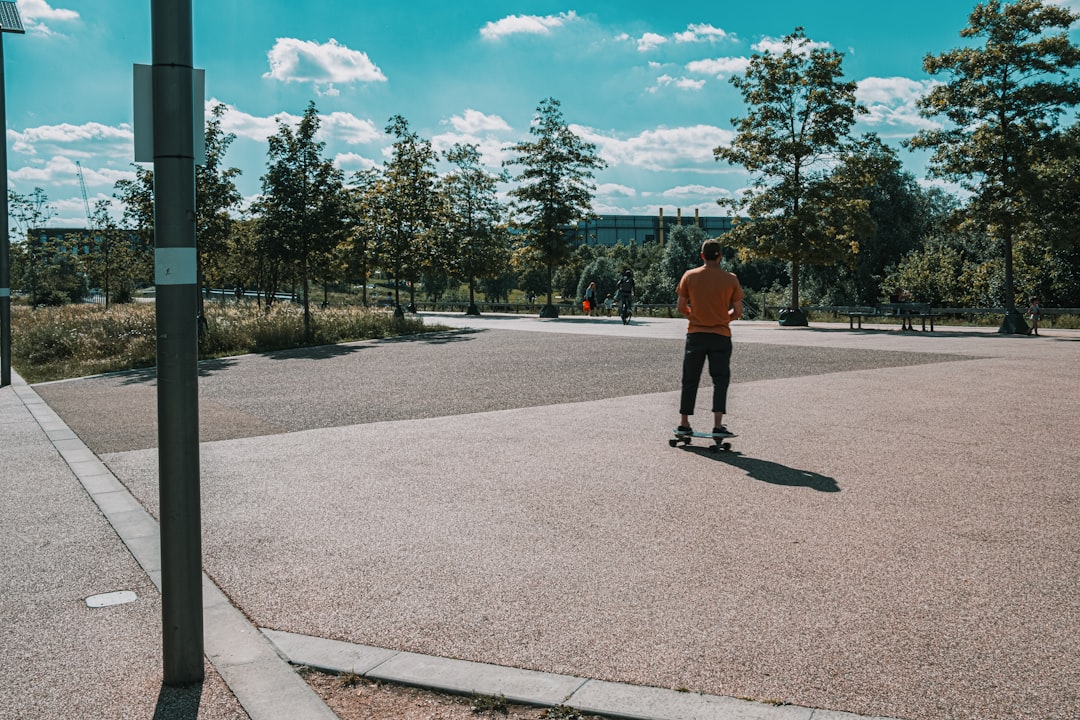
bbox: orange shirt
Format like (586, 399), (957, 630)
(676, 264), (743, 336)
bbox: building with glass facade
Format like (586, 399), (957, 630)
(561, 209), (736, 247)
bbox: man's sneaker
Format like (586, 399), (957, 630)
(676, 425), (693, 435)
(712, 426), (733, 437)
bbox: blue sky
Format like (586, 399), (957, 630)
(6, 0), (1080, 227)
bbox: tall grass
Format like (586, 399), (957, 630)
(11, 302), (437, 383)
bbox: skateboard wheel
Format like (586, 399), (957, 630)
(668, 438), (678, 447)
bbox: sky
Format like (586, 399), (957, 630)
(5, 0), (1080, 228)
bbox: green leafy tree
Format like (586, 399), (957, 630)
(504, 98), (606, 317)
(907, 0), (1080, 332)
(255, 101), (348, 338)
(802, 137), (943, 305)
(81, 200), (148, 306)
(380, 115), (439, 315)
(7, 188), (56, 304)
(576, 255), (619, 310)
(346, 168), (388, 307)
(637, 223), (708, 304)
(715, 28), (869, 325)
(437, 143), (509, 315)
(196, 103), (243, 302)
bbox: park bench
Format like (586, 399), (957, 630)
(841, 303), (943, 331)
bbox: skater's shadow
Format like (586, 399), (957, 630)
(691, 448), (839, 492)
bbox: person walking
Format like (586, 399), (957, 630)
(585, 281), (598, 316)
(676, 238), (743, 436)
(1027, 296), (1042, 336)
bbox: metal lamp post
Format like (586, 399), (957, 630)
(0, 1), (25, 387)
(149, 0), (203, 685)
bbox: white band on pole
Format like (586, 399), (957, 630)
(0, 288), (9, 297)
(155, 247), (197, 286)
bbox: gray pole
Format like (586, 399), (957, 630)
(151, 0), (203, 684)
(1, 31), (11, 387)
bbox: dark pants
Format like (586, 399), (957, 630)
(679, 332), (733, 417)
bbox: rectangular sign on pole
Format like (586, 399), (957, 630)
(133, 64), (206, 165)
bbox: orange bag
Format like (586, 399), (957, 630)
(582, 300), (591, 312)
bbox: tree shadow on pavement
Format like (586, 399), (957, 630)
(376, 328), (480, 344)
(117, 357), (240, 386)
(690, 448), (840, 492)
(151, 681), (202, 720)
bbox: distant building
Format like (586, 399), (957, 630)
(561, 209), (736, 247)
(28, 227), (145, 254)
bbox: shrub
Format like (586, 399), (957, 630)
(11, 302), (443, 383)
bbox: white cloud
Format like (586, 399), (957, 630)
(574, 124), (734, 172)
(9, 122), (133, 157)
(323, 112), (382, 144)
(636, 32), (667, 52)
(856, 77), (942, 135)
(263, 38), (387, 86)
(214, 102), (301, 142)
(674, 24), (732, 44)
(16, 0), (79, 35)
(596, 183), (637, 198)
(661, 184), (732, 199)
(685, 56), (750, 79)
(210, 100), (379, 146)
(649, 75), (706, 93)
(432, 132), (514, 168)
(446, 109), (512, 134)
(632, 23), (734, 53)
(752, 35), (832, 55)
(480, 12), (579, 40)
(334, 152), (379, 173)
(9, 154), (132, 189)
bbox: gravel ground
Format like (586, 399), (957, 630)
(21, 319), (1080, 720)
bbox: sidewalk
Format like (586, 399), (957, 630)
(4, 317), (1078, 719)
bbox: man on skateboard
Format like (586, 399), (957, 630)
(675, 238), (743, 438)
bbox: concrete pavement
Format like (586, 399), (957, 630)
(4, 314), (1078, 719)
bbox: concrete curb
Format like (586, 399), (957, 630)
(262, 629), (901, 720)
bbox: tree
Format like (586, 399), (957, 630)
(195, 103), (243, 305)
(7, 188), (56, 305)
(346, 168), (387, 307)
(715, 28), (869, 326)
(504, 98), (606, 318)
(380, 115), (439, 316)
(255, 101), (348, 338)
(437, 143), (509, 315)
(907, 0), (1080, 333)
(802, 137), (941, 305)
(81, 200), (147, 306)
(112, 165), (157, 300)
(637, 223), (708, 304)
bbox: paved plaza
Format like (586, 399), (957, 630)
(3, 314), (1078, 719)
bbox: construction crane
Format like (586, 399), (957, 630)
(76, 160), (92, 228)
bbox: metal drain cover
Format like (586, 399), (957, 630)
(86, 590), (138, 608)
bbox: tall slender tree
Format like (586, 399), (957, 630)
(504, 98), (606, 318)
(255, 101), (347, 338)
(715, 28), (868, 325)
(380, 115), (439, 316)
(907, 0), (1080, 333)
(346, 168), (386, 307)
(195, 103), (243, 304)
(437, 142), (509, 315)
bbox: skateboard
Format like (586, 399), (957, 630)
(669, 428), (737, 452)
